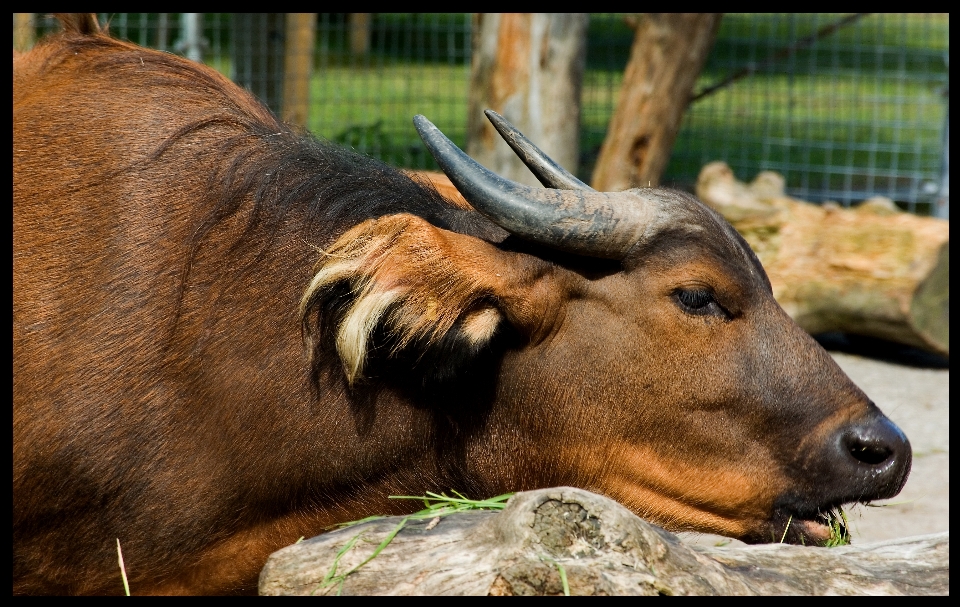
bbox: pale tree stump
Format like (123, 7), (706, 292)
(466, 13), (588, 187)
(259, 487), (948, 596)
(696, 162), (948, 357)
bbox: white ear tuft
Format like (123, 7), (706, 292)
(337, 286), (401, 385)
(460, 307), (502, 346)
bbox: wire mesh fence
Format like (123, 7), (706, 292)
(671, 14), (949, 216)
(17, 13), (949, 216)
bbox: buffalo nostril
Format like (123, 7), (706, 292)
(847, 439), (892, 465)
(841, 414), (909, 469)
(808, 412), (912, 505)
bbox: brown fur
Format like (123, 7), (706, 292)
(14, 16), (909, 595)
(53, 12), (102, 36)
(405, 170), (472, 209)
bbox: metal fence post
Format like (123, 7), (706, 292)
(180, 13), (203, 63)
(936, 106), (949, 219)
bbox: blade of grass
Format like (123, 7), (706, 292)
(779, 515), (793, 543)
(865, 495), (925, 507)
(339, 518), (408, 578)
(389, 491), (513, 515)
(540, 555), (570, 596)
(116, 538), (130, 596)
(557, 561), (570, 597)
(314, 518), (410, 596)
(311, 531), (363, 595)
(327, 514), (388, 530)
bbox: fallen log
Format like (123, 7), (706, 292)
(696, 162), (949, 357)
(259, 487), (949, 596)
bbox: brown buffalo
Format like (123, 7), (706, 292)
(14, 15), (910, 595)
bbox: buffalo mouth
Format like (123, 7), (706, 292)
(751, 504), (853, 546)
(747, 410), (912, 546)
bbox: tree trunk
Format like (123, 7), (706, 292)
(348, 14), (372, 56)
(281, 13), (316, 127)
(259, 487), (948, 596)
(14, 13), (35, 53)
(591, 14), (721, 191)
(467, 13), (588, 187)
(696, 162), (949, 357)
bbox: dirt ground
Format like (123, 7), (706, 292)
(678, 344), (949, 549)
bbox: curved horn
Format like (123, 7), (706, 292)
(414, 114), (654, 259)
(484, 109), (593, 191)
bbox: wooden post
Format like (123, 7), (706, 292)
(282, 13), (317, 127)
(467, 13), (588, 187)
(591, 14), (722, 191)
(14, 13), (35, 53)
(349, 13), (372, 56)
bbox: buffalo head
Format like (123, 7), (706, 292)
(301, 111), (911, 545)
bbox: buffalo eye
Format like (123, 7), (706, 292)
(674, 288), (728, 318)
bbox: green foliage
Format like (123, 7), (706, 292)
(317, 13), (471, 67)
(707, 13), (949, 76)
(314, 491), (514, 595)
(388, 490), (514, 515)
(824, 508), (852, 547)
(581, 14), (948, 211)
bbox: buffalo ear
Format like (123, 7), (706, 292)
(299, 213), (564, 386)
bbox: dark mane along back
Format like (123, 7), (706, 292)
(182, 118), (505, 252)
